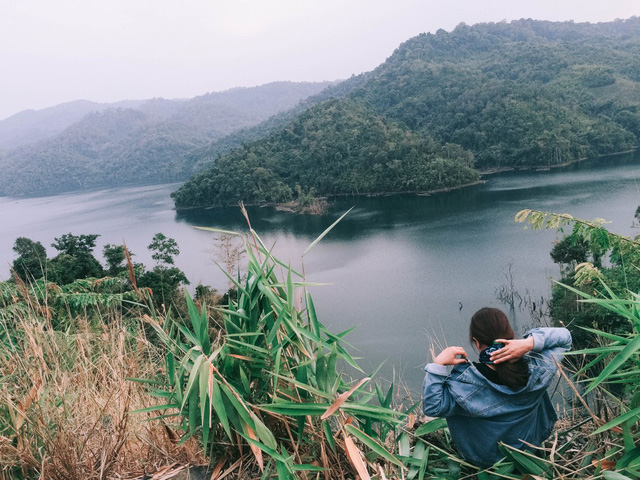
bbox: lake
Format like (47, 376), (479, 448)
(1, 152), (639, 394)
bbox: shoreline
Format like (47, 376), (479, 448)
(174, 148), (638, 212)
(175, 179), (488, 213)
(479, 148), (638, 176)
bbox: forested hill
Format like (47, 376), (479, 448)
(173, 99), (479, 207)
(172, 17), (640, 209)
(0, 81), (331, 197)
(184, 74), (373, 172)
(0, 99), (144, 151)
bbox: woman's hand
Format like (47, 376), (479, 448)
(434, 346), (469, 365)
(490, 337), (534, 364)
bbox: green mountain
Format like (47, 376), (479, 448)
(171, 99), (478, 207)
(0, 81), (332, 196)
(173, 18), (640, 209)
(185, 75), (372, 172)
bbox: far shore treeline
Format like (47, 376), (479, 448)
(1, 19), (639, 206)
(171, 17), (640, 208)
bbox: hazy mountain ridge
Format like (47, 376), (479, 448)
(173, 17), (640, 209)
(0, 81), (333, 196)
(0, 99), (145, 151)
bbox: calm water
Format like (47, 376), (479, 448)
(1, 152), (639, 393)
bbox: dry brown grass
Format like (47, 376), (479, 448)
(0, 308), (206, 480)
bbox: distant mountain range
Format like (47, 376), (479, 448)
(0, 81), (333, 196)
(172, 17), (640, 209)
(3, 18), (640, 205)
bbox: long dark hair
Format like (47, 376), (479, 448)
(469, 307), (529, 390)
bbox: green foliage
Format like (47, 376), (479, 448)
(135, 233), (189, 307)
(517, 209), (640, 347)
(7, 232), (189, 313)
(148, 233), (180, 266)
(194, 283), (216, 301)
(354, 19), (640, 168)
(52, 233), (99, 256)
(48, 233), (104, 284)
(12, 237), (47, 281)
(0, 276), (145, 328)
(550, 235), (591, 271)
(135, 224), (416, 476)
(561, 285), (640, 479)
(515, 209), (640, 478)
(175, 18), (640, 209)
(171, 99), (479, 208)
(580, 67), (617, 88)
(138, 266), (189, 307)
(0, 82), (332, 197)
(103, 243), (128, 276)
(8, 209), (640, 477)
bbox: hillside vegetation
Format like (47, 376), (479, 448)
(0, 81), (331, 196)
(172, 99), (478, 207)
(173, 17), (640, 209)
(4, 213), (640, 479)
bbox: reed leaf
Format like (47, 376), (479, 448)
(498, 444), (551, 476)
(584, 334), (640, 394)
(415, 417), (448, 437)
(593, 406), (640, 434)
(321, 377), (371, 420)
(303, 207), (353, 256)
(345, 424), (404, 468)
(344, 433), (371, 480)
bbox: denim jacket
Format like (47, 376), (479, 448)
(422, 327), (572, 468)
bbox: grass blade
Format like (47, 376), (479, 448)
(303, 207), (353, 256)
(345, 424), (404, 468)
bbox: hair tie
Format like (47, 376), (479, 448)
(479, 342), (505, 364)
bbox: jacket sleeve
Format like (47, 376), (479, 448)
(524, 327), (572, 365)
(422, 363), (462, 417)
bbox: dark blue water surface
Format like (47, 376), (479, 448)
(2, 152), (639, 393)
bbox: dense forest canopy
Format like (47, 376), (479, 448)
(0, 81), (332, 196)
(171, 99), (479, 207)
(174, 17), (640, 209)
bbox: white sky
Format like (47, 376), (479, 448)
(1, 0), (638, 120)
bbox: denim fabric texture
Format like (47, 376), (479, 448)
(422, 327), (572, 468)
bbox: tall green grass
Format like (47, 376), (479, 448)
(516, 209), (640, 479)
(3, 208), (640, 478)
(133, 211), (416, 478)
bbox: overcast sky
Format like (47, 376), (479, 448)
(1, 0), (638, 120)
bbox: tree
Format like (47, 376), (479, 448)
(550, 236), (590, 275)
(49, 233), (103, 284)
(138, 267), (189, 308)
(103, 243), (128, 276)
(138, 233), (189, 308)
(52, 233), (99, 256)
(148, 233), (180, 265)
(12, 237), (47, 281)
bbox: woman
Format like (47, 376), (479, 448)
(422, 307), (571, 468)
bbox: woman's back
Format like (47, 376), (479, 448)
(422, 326), (572, 467)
